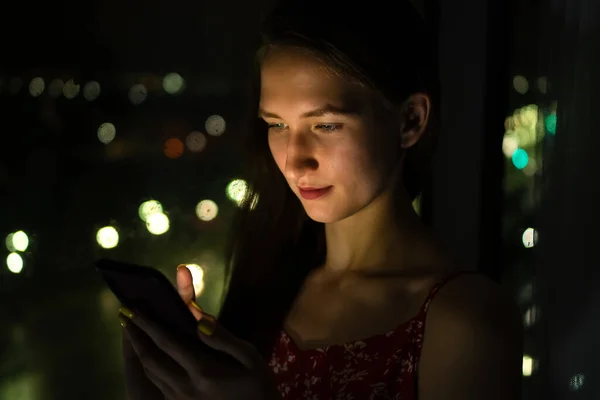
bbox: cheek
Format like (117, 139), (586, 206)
(331, 145), (388, 191)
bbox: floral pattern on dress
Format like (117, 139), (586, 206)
(268, 271), (474, 400)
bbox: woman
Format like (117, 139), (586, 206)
(117, 0), (524, 398)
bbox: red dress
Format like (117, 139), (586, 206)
(268, 271), (473, 399)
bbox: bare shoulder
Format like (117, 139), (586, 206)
(428, 272), (522, 327)
(418, 273), (524, 400)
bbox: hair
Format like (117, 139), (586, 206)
(217, 0), (440, 359)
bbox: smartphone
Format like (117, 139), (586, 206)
(95, 258), (199, 340)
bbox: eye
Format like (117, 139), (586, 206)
(267, 123), (287, 130)
(315, 124), (342, 132)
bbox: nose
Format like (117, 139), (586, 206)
(284, 129), (319, 183)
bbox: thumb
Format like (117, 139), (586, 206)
(176, 265), (202, 320)
(197, 315), (258, 370)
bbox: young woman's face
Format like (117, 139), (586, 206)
(259, 48), (401, 223)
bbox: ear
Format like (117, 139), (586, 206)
(398, 93), (431, 149)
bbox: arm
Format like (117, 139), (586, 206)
(418, 274), (524, 400)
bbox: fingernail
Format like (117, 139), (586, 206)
(118, 314), (127, 328)
(190, 301), (203, 313)
(177, 264), (187, 271)
(197, 318), (215, 336)
(119, 306), (134, 319)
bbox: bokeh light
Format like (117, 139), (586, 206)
(226, 179), (248, 206)
(518, 105), (538, 133)
(138, 200), (163, 222)
(205, 115), (226, 136)
(570, 373), (585, 391)
(98, 122), (116, 145)
(5, 231), (29, 252)
(146, 213), (170, 235)
(195, 200), (218, 221)
(6, 253), (23, 274)
(524, 305), (539, 327)
(164, 138), (184, 159)
(512, 149), (529, 170)
(129, 84), (148, 105)
(185, 264), (205, 297)
(63, 79), (80, 99)
(522, 227), (537, 248)
(502, 135), (518, 157)
(83, 81), (101, 101)
(163, 73), (185, 94)
(186, 131), (207, 152)
(96, 226), (119, 249)
(513, 75), (529, 94)
(522, 355), (534, 376)
(523, 158), (538, 177)
(536, 76), (548, 94)
(545, 113), (557, 135)
(28, 77), (45, 97)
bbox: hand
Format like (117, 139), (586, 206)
(118, 266), (280, 400)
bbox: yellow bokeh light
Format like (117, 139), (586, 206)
(4, 234), (15, 252)
(522, 355), (534, 376)
(98, 122), (116, 145)
(226, 179), (248, 206)
(96, 226), (119, 249)
(83, 81), (101, 101)
(185, 264), (205, 297)
(146, 213), (170, 235)
(513, 75), (529, 94)
(163, 73), (185, 95)
(522, 227), (537, 248)
(63, 79), (80, 99)
(29, 77), (45, 97)
(523, 158), (538, 177)
(6, 231), (29, 252)
(195, 200), (218, 221)
(12, 231), (29, 252)
(7, 252), (23, 274)
(519, 105), (538, 130)
(138, 200), (163, 222)
(502, 135), (519, 158)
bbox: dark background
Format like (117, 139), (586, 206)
(0, 0), (598, 398)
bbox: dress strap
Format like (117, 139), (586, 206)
(417, 270), (478, 317)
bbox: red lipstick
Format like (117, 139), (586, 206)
(298, 186), (332, 200)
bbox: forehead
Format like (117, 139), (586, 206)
(259, 49), (369, 111)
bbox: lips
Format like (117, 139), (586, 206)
(298, 186), (332, 200)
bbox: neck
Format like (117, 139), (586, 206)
(322, 189), (431, 275)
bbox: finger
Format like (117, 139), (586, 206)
(120, 318), (169, 400)
(123, 316), (186, 398)
(122, 306), (205, 376)
(177, 265), (202, 320)
(176, 265), (195, 302)
(196, 315), (259, 370)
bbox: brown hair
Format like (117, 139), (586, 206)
(218, 0), (440, 358)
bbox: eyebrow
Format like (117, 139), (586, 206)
(258, 103), (362, 119)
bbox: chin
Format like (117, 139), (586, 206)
(302, 203), (356, 224)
